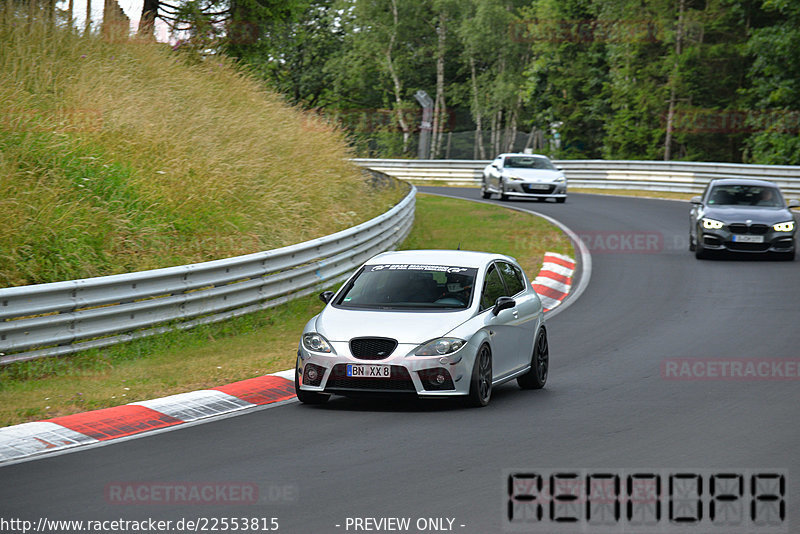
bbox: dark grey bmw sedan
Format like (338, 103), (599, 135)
(690, 178), (799, 260)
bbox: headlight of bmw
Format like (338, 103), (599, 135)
(702, 218), (725, 230)
(773, 221), (795, 232)
(415, 337), (466, 356)
(302, 333), (334, 353)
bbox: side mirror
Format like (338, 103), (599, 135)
(319, 291), (334, 304)
(492, 296), (515, 316)
(690, 196), (702, 205)
(491, 163), (499, 169)
(788, 198), (800, 208)
(556, 166), (564, 171)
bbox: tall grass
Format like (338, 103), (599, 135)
(0, 11), (404, 286)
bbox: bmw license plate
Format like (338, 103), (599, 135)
(347, 364), (391, 378)
(733, 235), (764, 243)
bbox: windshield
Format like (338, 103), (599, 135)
(336, 264), (478, 310)
(707, 185), (783, 207)
(504, 156), (555, 170)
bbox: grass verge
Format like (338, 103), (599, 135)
(0, 14), (403, 286)
(0, 193), (574, 427)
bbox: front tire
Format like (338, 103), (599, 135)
(295, 367), (330, 405)
(518, 328), (549, 390)
(465, 344), (492, 407)
(695, 230), (710, 259)
(499, 180), (509, 201)
(556, 197), (566, 204)
(481, 180), (491, 199)
(695, 242), (709, 259)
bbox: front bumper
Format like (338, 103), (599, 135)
(505, 181), (567, 198)
(296, 340), (478, 397)
(699, 227), (795, 254)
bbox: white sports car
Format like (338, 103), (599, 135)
(482, 153), (567, 202)
(295, 250), (549, 407)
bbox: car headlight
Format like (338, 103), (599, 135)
(504, 174), (523, 181)
(302, 333), (334, 353)
(773, 221), (795, 232)
(554, 176), (566, 183)
(415, 337), (466, 356)
(702, 218), (725, 230)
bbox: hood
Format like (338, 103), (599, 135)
(502, 168), (563, 182)
(314, 305), (474, 345)
(703, 205), (794, 225)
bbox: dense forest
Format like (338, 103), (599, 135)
(39, 0), (800, 162)
(178, 0), (796, 163)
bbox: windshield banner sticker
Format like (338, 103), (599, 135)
(369, 264), (471, 273)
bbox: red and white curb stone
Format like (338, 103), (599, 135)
(0, 372), (295, 465)
(532, 252), (576, 312)
(0, 253), (577, 466)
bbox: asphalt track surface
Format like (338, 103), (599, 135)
(2, 188), (798, 533)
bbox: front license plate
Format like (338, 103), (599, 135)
(526, 184), (550, 190)
(347, 364), (391, 378)
(733, 234), (764, 243)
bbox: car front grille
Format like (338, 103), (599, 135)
(726, 241), (770, 252)
(522, 184), (556, 194)
(326, 364), (415, 392)
(349, 337), (398, 360)
(729, 223), (769, 235)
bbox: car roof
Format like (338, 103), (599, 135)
(497, 153), (550, 159)
(365, 249), (515, 269)
(708, 178), (780, 188)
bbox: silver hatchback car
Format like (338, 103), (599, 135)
(295, 250), (549, 407)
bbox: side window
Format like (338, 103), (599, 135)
(498, 261), (525, 296)
(701, 182), (713, 203)
(481, 264), (507, 310)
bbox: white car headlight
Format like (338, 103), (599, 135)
(504, 174), (523, 181)
(773, 221), (795, 232)
(702, 218), (725, 230)
(554, 176), (566, 183)
(302, 333), (334, 353)
(415, 337), (466, 356)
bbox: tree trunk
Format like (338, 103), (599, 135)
(137, 0), (158, 38)
(492, 110), (502, 156)
(504, 94), (521, 152)
(386, 0), (410, 154)
(431, 10), (446, 159)
(84, 0), (92, 34)
(470, 57), (485, 159)
(664, 0), (685, 161)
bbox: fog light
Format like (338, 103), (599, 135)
(306, 366), (318, 382)
(434, 374), (446, 385)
